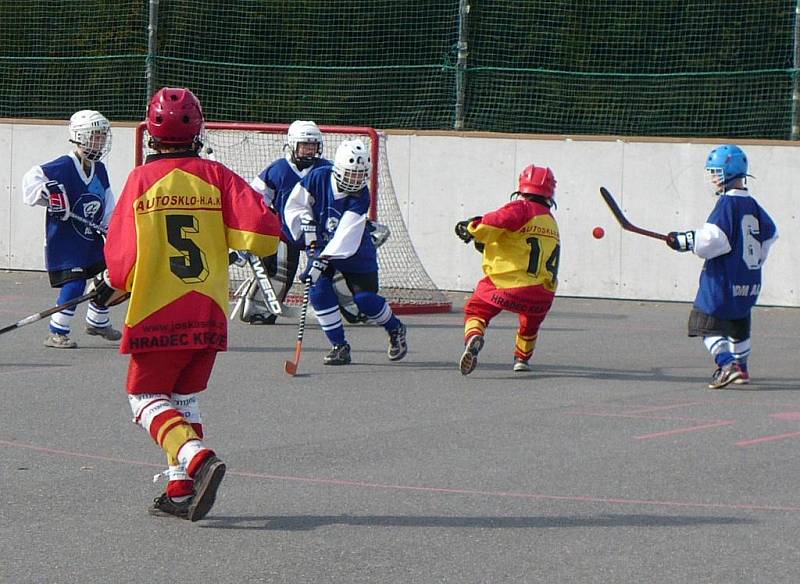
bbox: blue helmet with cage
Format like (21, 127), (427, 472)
(705, 144), (748, 193)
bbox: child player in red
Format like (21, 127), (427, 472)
(455, 164), (560, 375)
(104, 88), (281, 521)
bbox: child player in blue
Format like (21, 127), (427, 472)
(284, 139), (408, 365)
(21, 110), (120, 348)
(245, 121), (330, 324)
(666, 145), (777, 389)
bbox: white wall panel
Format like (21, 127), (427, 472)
(2, 122), (797, 307)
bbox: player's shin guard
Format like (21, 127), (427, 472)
(129, 394), (213, 480)
(464, 316), (487, 344)
(49, 279), (85, 334)
(86, 301), (110, 328)
(311, 281), (347, 346)
(514, 332), (537, 362)
(703, 336), (734, 367)
(353, 291), (401, 331)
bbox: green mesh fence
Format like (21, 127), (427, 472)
(0, 0), (798, 139)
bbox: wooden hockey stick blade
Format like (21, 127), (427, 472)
(599, 187), (669, 241)
(283, 344), (301, 376)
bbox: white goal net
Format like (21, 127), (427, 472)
(135, 122), (451, 314)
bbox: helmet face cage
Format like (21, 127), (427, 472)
(286, 121), (323, 168)
(333, 139), (370, 193)
(69, 110), (112, 161)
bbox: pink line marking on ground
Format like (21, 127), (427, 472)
(567, 411), (724, 423)
(622, 402), (707, 414)
(736, 431), (800, 447)
(770, 412), (800, 421)
(634, 420), (736, 440)
(4, 438), (800, 513)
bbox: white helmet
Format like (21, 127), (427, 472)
(286, 120), (323, 169)
(69, 110), (112, 161)
(333, 139), (370, 193)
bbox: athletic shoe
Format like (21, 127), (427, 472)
(86, 325), (122, 341)
(733, 362), (750, 385)
(459, 334), (484, 376)
(248, 313), (277, 325)
(148, 493), (191, 519)
(324, 343), (352, 365)
(513, 357), (531, 372)
(43, 333), (77, 349)
(387, 324), (408, 361)
(708, 362), (744, 389)
(187, 455), (226, 522)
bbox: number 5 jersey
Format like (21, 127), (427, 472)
(104, 152), (281, 353)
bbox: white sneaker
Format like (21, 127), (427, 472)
(44, 333), (77, 349)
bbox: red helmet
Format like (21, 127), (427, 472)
(146, 87), (204, 146)
(518, 164), (556, 198)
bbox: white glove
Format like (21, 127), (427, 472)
(300, 256), (329, 284)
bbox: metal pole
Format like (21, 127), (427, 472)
(454, 0), (470, 130)
(146, 0), (159, 100)
(792, 0), (800, 140)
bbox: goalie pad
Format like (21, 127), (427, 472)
(234, 243), (296, 322)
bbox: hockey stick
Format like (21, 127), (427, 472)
(284, 278), (312, 376)
(67, 211), (107, 235)
(599, 187), (668, 242)
(0, 291), (97, 336)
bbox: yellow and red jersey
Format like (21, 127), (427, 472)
(467, 198), (559, 311)
(105, 152), (281, 354)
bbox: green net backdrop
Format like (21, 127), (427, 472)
(1, 0), (797, 138)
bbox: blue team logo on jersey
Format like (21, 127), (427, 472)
(71, 193), (103, 240)
(325, 216), (339, 233)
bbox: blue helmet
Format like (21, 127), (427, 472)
(705, 145), (748, 189)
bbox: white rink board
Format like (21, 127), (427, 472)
(386, 134), (796, 307)
(1, 121), (797, 307)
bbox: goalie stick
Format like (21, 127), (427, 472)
(599, 187), (668, 242)
(244, 252), (283, 315)
(0, 291), (97, 336)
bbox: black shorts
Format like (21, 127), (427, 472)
(48, 260), (106, 288)
(687, 308), (751, 340)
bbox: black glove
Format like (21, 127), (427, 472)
(455, 216), (482, 243)
(88, 269), (130, 307)
(666, 231), (695, 252)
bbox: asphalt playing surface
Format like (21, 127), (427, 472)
(2, 270), (799, 583)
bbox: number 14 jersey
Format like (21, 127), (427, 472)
(467, 198), (560, 305)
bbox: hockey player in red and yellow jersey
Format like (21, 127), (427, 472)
(104, 88), (281, 521)
(455, 164), (560, 375)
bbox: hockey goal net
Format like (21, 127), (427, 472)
(134, 122), (451, 314)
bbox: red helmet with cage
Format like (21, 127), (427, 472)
(517, 164), (556, 198)
(146, 87), (204, 146)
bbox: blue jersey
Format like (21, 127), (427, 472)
(24, 154), (113, 272)
(694, 192), (777, 319)
(254, 157), (330, 241)
(300, 166), (377, 273)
